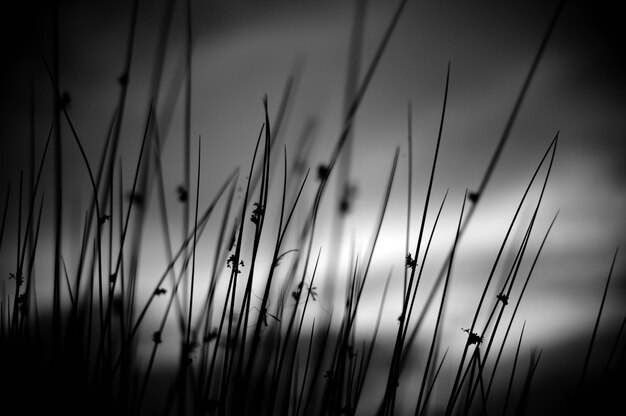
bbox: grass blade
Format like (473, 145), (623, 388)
(576, 247), (619, 394)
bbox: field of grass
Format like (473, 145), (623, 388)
(1, 0), (624, 415)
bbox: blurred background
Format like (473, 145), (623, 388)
(1, 0), (625, 413)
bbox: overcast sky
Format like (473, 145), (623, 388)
(1, 2), (625, 408)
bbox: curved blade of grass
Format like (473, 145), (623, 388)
(603, 312), (626, 379)
(417, 347), (450, 416)
(515, 348), (543, 416)
(576, 247), (619, 394)
(17, 121), (54, 275)
(502, 322), (526, 416)
(484, 211), (558, 401)
(295, 319), (316, 416)
(19, 194), (45, 334)
(47, 24), (142, 293)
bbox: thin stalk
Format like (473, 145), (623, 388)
(405, 101), (413, 298)
(261, 150), (295, 398)
(295, 320), (316, 416)
(577, 247), (619, 394)
(301, 315), (334, 416)
(10, 173), (24, 335)
(179, 135), (202, 415)
(515, 348), (543, 416)
(151, 117), (187, 335)
(417, 348), (450, 416)
(181, 0), (193, 321)
(194, 177), (238, 406)
(26, 82), (35, 334)
(20, 195), (45, 336)
(503, 322), (526, 415)
(325, 0), (367, 312)
(603, 313), (626, 378)
(17, 122), (55, 331)
(415, 190), (468, 416)
(354, 268), (393, 408)
(51, 0), (63, 350)
(381, 64), (450, 415)
(61, 257), (75, 309)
